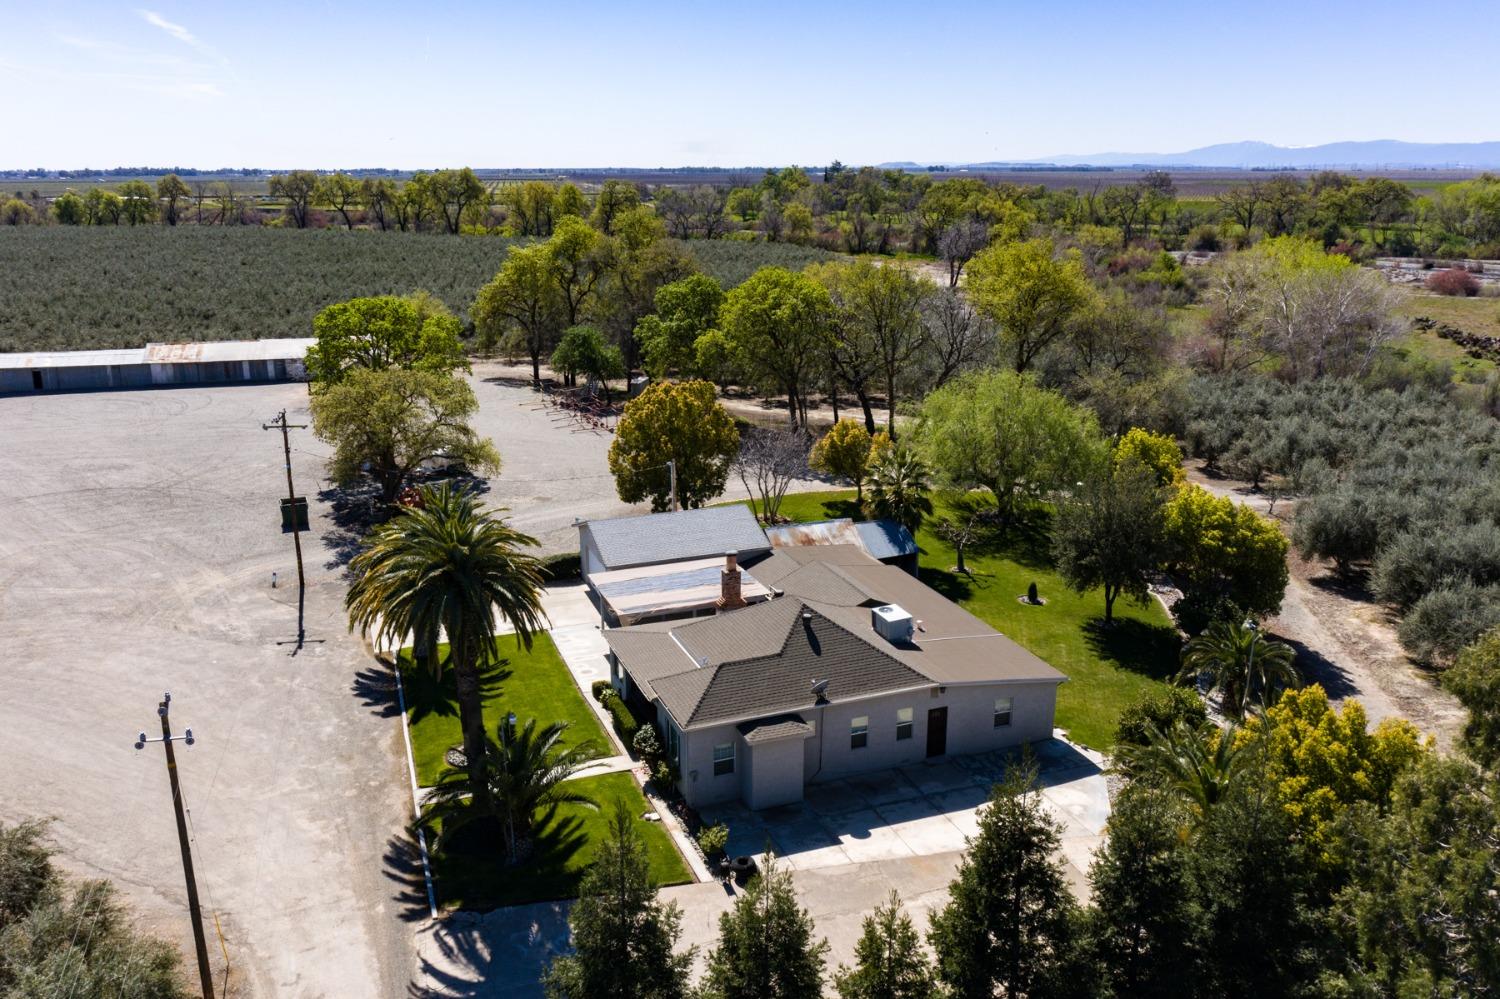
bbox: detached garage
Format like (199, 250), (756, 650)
(0, 338), (314, 394)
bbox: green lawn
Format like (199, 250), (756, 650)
(399, 631), (611, 787)
(737, 489), (1180, 749)
(428, 771), (692, 908)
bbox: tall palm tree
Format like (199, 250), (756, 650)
(865, 447), (933, 534)
(347, 483), (548, 811)
(1116, 720), (1250, 825)
(1177, 618), (1299, 720)
(419, 717), (601, 863)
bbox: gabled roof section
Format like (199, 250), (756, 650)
(583, 506), (770, 571)
(653, 602), (931, 727)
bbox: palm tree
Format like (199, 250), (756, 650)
(1177, 618), (1299, 719)
(865, 447), (933, 534)
(347, 483), (548, 812)
(1116, 720), (1249, 825)
(419, 716), (601, 863)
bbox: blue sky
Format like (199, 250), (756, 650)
(5, 0), (1499, 169)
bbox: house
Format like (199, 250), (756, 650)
(604, 542), (1065, 810)
(764, 517), (920, 576)
(579, 506), (773, 625)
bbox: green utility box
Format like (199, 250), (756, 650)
(280, 497), (309, 532)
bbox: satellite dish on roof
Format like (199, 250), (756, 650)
(811, 678), (830, 701)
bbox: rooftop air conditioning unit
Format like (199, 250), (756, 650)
(871, 604), (914, 645)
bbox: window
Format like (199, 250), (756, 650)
(712, 743), (734, 776)
(850, 716), (869, 749)
(896, 707), (913, 741)
(994, 697), (1013, 728)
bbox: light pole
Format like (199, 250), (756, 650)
(135, 692), (214, 999)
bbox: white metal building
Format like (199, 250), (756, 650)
(0, 338), (314, 394)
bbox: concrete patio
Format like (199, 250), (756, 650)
(701, 734), (1109, 883)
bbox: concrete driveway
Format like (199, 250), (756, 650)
(702, 736), (1109, 885)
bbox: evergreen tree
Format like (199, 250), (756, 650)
(542, 804), (693, 999)
(1084, 786), (1202, 997)
(928, 765), (1078, 998)
(703, 857), (829, 999)
(833, 891), (935, 999)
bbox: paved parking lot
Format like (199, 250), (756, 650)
(702, 736), (1108, 880)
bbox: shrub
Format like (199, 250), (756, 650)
(1185, 224), (1221, 252)
(607, 695), (641, 744)
(651, 759), (677, 789)
(591, 679), (613, 702)
(1114, 686), (1208, 769)
(1426, 268), (1481, 297)
(541, 551), (582, 582)
(632, 724), (662, 760)
(1398, 582), (1500, 668)
(1373, 523), (1500, 610)
(697, 823), (730, 859)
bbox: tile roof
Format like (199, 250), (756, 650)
(737, 714), (815, 744)
(583, 506), (770, 571)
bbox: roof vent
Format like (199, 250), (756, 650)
(871, 604), (914, 645)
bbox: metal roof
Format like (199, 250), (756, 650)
(764, 519), (865, 550)
(590, 556), (773, 625)
(583, 505), (770, 571)
(0, 338), (314, 370)
(855, 520), (918, 560)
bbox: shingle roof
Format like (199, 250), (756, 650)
(583, 506), (770, 571)
(737, 714), (815, 744)
(855, 520), (919, 560)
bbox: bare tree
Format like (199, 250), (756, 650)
(733, 428), (810, 523)
(1216, 179), (1264, 234)
(920, 289), (994, 389)
(938, 218), (990, 287)
(692, 185), (731, 239)
(934, 512), (994, 577)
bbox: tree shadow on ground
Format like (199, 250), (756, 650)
(1275, 634), (1362, 701)
(428, 810), (592, 910)
(396, 659), (511, 726)
(318, 474), (493, 571)
(351, 662), (402, 720)
(382, 832), (438, 925)
(1306, 567), (1377, 603)
(1082, 617), (1182, 681)
(923, 565), (976, 604)
(479, 373), (544, 390)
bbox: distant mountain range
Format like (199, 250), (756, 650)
(879, 140), (1500, 171)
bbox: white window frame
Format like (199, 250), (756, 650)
(895, 707), (913, 741)
(994, 696), (1013, 728)
(850, 715), (869, 750)
(712, 742), (734, 776)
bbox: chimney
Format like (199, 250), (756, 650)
(716, 550), (746, 611)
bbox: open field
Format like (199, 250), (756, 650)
(731, 490), (1180, 749)
(0, 227), (836, 352)
(1393, 287), (1500, 379)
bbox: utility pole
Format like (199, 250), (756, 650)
(135, 693), (214, 999)
(263, 410), (308, 643)
(667, 459), (678, 512)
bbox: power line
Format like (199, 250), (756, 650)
(263, 410), (309, 649)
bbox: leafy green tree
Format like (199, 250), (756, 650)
(1178, 618), (1299, 719)
(1399, 581), (1500, 668)
(929, 765), (1077, 999)
(1052, 455), (1167, 624)
(548, 215), (607, 326)
(703, 857), (829, 999)
(306, 294), (469, 385)
(269, 169), (318, 228)
(914, 368), (1104, 522)
(542, 803), (695, 999)
(595, 207), (696, 368)
(865, 446), (932, 534)
(311, 368), (499, 504)
(1444, 628), (1500, 770)
(550, 325), (625, 396)
(637, 274), (725, 378)
(50, 190), (84, 224)
(720, 266), (835, 427)
(429, 167), (488, 234)
(393, 172), (436, 231)
(810, 419), (874, 499)
(694, 329), (740, 390)
(833, 891), (935, 999)
(966, 238), (1094, 374)
(609, 379), (739, 511)
(83, 187), (123, 225)
(361, 177), (398, 230)
(473, 244), (566, 385)
(0, 198), (35, 225)
(316, 172), (362, 229)
(347, 484), (546, 812)
(418, 716), (597, 863)
(591, 179), (641, 234)
(116, 179), (156, 225)
(1112, 686), (1207, 779)
(1085, 786), (1203, 998)
(1112, 427), (1184, 488)
(1291, 488), (1381, 577)
(555, 182), (588, 220)
(0, 818), (187, 998)
(156, 173), (190, 225)
(1164, 484), (1289, 622)
(1116, 719), (1250, 825)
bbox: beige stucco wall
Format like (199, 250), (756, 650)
(742, 737), (806, 809)
(672, 679), (1060, 809)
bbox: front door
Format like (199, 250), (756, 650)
(926, 706), (948, 758)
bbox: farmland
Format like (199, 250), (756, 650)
(0, 226), (836, 352)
